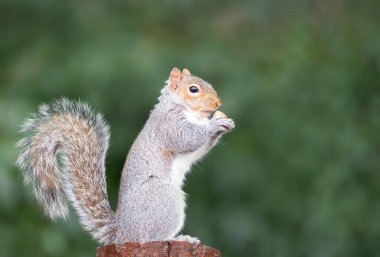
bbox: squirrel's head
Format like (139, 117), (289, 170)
(167, 67), (222, 118)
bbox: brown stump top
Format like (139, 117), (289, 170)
(96, 241), (221, 257)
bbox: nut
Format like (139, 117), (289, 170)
(213, 111), (227, 119)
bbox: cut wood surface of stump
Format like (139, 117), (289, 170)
(96, 241), (221, 257)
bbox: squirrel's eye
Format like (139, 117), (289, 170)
(189, 85), (199, 93)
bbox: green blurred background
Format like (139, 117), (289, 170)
(1, 0), (380, 256)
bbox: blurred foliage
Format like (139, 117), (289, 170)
(1, 0), (380, 256)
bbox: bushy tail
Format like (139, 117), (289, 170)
(17, 98), (116, 244)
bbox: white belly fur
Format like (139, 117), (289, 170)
(169, 143), (209, 237)
(170, 142), (209, 187)
(168, 110), (211, 236)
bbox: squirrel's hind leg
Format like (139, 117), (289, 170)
(174, 234), (200, 244)
(115, 178), (186, 243)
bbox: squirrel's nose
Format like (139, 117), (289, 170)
(215, 98), (222, 108)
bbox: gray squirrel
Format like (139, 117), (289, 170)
(16, 67), (235, 245)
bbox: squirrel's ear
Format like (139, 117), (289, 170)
(169, 67), (181, 90)
(182, 68), (191, 76)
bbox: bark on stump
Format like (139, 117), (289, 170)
(96, 241), (221, 257)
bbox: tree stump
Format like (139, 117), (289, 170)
(96, 241), (221, 257)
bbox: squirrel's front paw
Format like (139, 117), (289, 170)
(213, 116), (235, 133)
